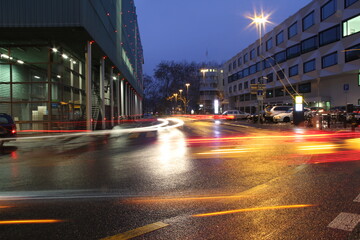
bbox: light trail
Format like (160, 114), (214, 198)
(125, 194), (251, 203)
(0, 219), (65, 225)
(9, 118), (184, 142)
(193, 204), (316, 217)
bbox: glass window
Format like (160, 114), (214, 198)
(343, 14), (360, 37)
(301, 36), (318, 53)
(238, 83), (243, 90)
(345, 0), (359, 8)
(233, 85), (236, 92)
(345, 43), (360, 62)
(275, 88), (284, 97)
(256, 62), (262, 72)
(249, 64), (257, 75)
(238, 57), (242, 66)
(299, 82), (311, 93)
(266, 73), (273, 83)
(244, 94), (250, 101)
(0, 64), (10, 83)
(244, 53), (249, 63)
(303, 59), (316, 73)
(243, 68), (249, 77)
(228, 64), (231, 72)
(244, 81), (249, 89)
(277, 70), (285, 80)
(287, 44), (301, 59)
(276, 31), (284, 45)
(257, 46), (260, 56)
(266, 89), (273, 98)
(266, 38), (273, 51)
(289, 65), (299, 77)
(322, 52), (338, 68)
(319, 25), (340, 47)
(274, 51), (286, 63)
(250, 49), (255, 60)
(229, 86), (232, 93)
(263, 58), (275, 69)
(303, 11), (315, 31)
(288, 22), (298, 39)
(233, 61), (236, 69)
(250, 79), (256, 84)
(321, 0), (336, 21)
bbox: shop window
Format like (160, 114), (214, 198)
(298, 82), (311, 93)
(343, 14), (360, 37)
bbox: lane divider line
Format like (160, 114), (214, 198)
(328, 212), (360, 231)
(353, 193), (360, 202)
(100, 221), (169, 240)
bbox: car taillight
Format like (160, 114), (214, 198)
(226, 115), (235, 120)
(11, 127), (16, 134)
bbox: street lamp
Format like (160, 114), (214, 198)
(173, 93), (178, 114)
(185, 83), (190, 114)
(247, 11), (271, 124)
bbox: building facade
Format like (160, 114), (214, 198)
(0, 0), (143, 131)
(198, 68), (224, 114)
(224, 0), (360, 114)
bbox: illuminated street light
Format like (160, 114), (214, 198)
(247, 10), (271, 124)
(185, 83), (190, 114)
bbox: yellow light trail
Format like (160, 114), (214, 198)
(125, 195), (251, 203)
(298, 145), (338, 151)
(192, 204), (316, 217)
(0, 206), (11, 209)
(0, 219), (65, 225)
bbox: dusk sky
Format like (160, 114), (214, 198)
(135, 0), (312, 76)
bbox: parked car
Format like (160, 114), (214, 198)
(220, 110), (250, 120)
(273, 108), (311, 123)
(0, 113), (16, 147)
(264, 106), (292, 121)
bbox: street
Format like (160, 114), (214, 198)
(0, 118), (360, 239)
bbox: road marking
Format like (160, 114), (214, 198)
(100, 221), (169, 240)
(354, 193), (360, 202)
(328, 212), (360, 231)
(192, 204), (315, 217)
(145, 131), (156, 138)
(128, 133), (140, 139)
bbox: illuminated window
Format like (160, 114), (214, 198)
(358, 73), (360, 86)
(343, 14), (360, 37)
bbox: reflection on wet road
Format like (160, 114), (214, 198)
(0, 118), (360, 239)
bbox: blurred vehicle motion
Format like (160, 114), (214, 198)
(0, 113), (16, 147)
(220, 110), (251, 120)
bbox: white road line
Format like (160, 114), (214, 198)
(353, 193), (360, 202)
(328, 212), (360, 231)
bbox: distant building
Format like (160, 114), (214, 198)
(198, 68), (224, 114)
(0, 0), (144, 131)
(224, 0), (360, 114)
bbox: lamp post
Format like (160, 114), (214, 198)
(179, 89), (183, 113)
(248, 12), (270, 124)
(185, 83), (190, 114)
(173, 93), (178, 114)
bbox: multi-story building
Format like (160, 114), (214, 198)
(0, 0), (143, 131)
(198, 68), (224, 114)
(224, 0), (360, 114)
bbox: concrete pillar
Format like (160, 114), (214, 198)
(100, 58), (106, 130)
(120, 79), (125, 117)
(85, 41), (92, 131)
(110, 69), (114, 127)
(116, 76), (120, 124)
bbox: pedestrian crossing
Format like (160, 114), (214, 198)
(328, 193), (360, 232)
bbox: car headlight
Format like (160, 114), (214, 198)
(274, 116), (281, 119)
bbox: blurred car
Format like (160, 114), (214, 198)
(310, 107), (325, 113)
(220, 110), (250, 120)
(273, 108), (311, 123)
(264, 106), (292, 121)
(0, 113), (16, 147)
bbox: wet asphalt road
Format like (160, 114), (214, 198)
(0, 119), (360, 239)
